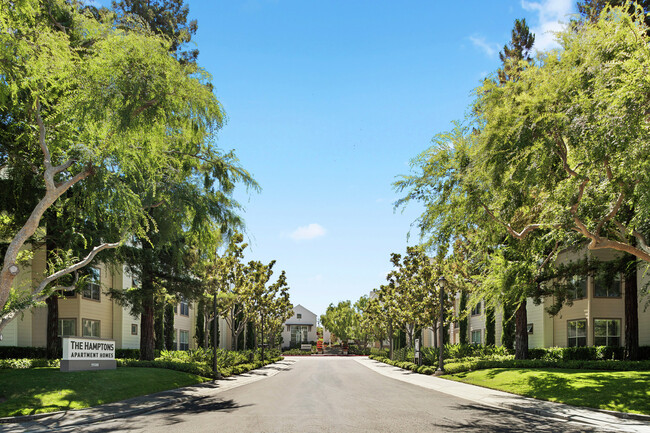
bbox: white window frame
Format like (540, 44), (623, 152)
(83, 267), (101, 301)
(567, 319), (587, 347)
(82, 318), (100, 337)
(58, 318), (76, 337)
(594, 319), (621, 346)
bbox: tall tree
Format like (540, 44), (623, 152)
(1, 0), (236, 333)
(475, 5), (650, 359)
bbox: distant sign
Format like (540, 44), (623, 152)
(301, 344), (311, 351)
(415, 339), (420, 352)
(61, 337), (116, 372)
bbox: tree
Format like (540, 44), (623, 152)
(474, 6), (650, 359)
(112, 0), (199, 64)
(320, 301), (356, 344)
(1, 0), (232, 332)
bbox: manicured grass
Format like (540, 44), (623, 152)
(0, 367), (211, 417)
(445, 368), (650, 415)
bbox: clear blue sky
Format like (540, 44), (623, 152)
(173, 1), (576, 317)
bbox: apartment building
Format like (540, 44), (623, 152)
(0, 244), (205, 351)
(425, 246), (650, 349)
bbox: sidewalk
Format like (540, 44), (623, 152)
(0, 359), (296, 433)
(355, 357), (650, 433)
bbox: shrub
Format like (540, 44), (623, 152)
(0, 346), (47, 359)
(116, 348), (140, 359)
(0, 358), (59, 369)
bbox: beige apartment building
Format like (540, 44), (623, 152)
(423, 246), (650, 349)
(0, 244), (225, 351)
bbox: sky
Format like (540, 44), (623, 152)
(146, 0), (577, 317)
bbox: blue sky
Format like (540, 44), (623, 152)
(153, 1), (577, 317)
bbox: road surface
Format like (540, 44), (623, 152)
(67, 357), (613, 432)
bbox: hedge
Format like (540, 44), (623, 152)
(116, 356), (284, 378)
(0, 358), (60, 369)
(370, 354), (650, 375)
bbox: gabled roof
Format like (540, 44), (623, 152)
(293, 304), (316, 317)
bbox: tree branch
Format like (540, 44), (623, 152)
(481, 203), (544, 239)
(31, 241), (121, 304)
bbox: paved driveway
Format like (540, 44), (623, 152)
(58, 356), (617, 433)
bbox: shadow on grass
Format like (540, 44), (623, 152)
(521, 370), (650, 413)
(439, 402), (603, 433)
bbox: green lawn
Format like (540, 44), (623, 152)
(0, 367), (211, 417)
(445, 368), (650, 415)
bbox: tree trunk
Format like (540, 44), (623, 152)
(164, 302), (175, 350)
(140, 292), (155, 360)
(45, 296), (61, 359)
(485, 306), (496, 345)
(514, 300), (528, 360)
(624, 254), (639, 361)
(260, 316), (265, 362)
(388, 322), (393, 360)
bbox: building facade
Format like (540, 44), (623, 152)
(0, 244), (206, 351)
(424, 246), (650, 349)
(281, 305), (318, 348)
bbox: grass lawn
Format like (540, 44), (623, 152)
(0, 367), (211, 417)
(445, 368), (650, 415)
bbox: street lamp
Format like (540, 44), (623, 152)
(435, 275), (446, 376)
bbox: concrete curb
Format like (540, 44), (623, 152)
(0, 359), (294, 431)
(356, 357), (650, 433)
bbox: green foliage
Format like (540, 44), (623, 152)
(0, 358), (60, 369)
(320, 300), (357, 343)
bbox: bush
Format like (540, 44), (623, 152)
(117, 355), (284, 378)
(443, 358), (650, 374)
(0, 346), (47, 359)
(282, 348), (311, 355)
(348, 345), (371, 355)
(370, 348), (389, 357)
(116, 348), (140, 359)
(0, 358), (59, 369)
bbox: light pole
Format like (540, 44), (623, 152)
(435, 275), (446, 376)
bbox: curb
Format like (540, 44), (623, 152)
(0, 358), (291, 429)
(366, 357), (650, 424)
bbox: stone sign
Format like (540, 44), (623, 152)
(61, 337), (116, 372)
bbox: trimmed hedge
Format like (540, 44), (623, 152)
(444, 358), (650, 374)
(370, 353), (650, 375)
(0, 346), (47, 359)
(117, 356), (283, 378)
(0, 358), (60, 369)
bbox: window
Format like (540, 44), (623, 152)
(179, 330), (189, 351)
(131, 324), (138, 335)
(58, 319), (76, 337)
(594, 319), (620, 346)
(179, 300), (189, 316)
(297, 313), (302, 319)
(471, 330), (481, 345)
(471, 301), (481, 316)
(83, 267), (101, 301)
(567, 320), (587, 347)
(527, 323), (534, 335)
(290, 325), (309, 344)
(594, 272), (621, 298)
(82, 319), (100, 337)
(568, 276), (587, 300)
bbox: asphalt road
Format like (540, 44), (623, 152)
(69, 357), (609, 433)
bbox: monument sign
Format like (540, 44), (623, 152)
(61, 337), (116, 372)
